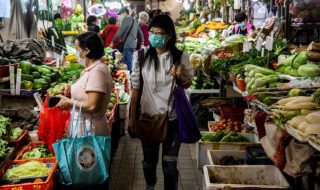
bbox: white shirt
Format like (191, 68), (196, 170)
(131, 50), (194, 120)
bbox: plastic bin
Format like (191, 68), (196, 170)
(15, 141), (55, 161)
(196, 132), (260, 170)
(0, 158), (57, 190)
(207, 150), (246, 165)
(8, 130), (30, 151)
(246, 146), (273, 165)
(203, 165), (290, 190)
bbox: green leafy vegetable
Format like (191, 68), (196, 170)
(10, 128), (23, 141)
(22, 145), (53, 159)
(0, 139), (9, 159)
(298, 63), (320, 77)
(3, 161), (51, 180)
(0, 115), (10, 138)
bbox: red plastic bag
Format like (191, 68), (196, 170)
(38, 96), (70, 153)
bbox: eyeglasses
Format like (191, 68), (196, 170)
(149, 31), (167, 37)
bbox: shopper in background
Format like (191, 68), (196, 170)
(111, 7), (144, 71)
(130, 15), (194, 190)
(233, 12), (255, 35)
(101, 17), (120, 48)
(87, 15), (100, 33)
(57, 31), (112, 137)
(138, 11), (150, 47)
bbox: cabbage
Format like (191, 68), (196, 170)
(298, 63), (320, 77)
(291, 51), (308, 69)
(280, 53), (298, 66)
(223, 34), (246, 46)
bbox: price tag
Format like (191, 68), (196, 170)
(9, 66), (15, 95)
(60, 50), (65, 67)
(51, 36), (55, 47)
(56, 58), (60, 68)
(266, 36), (274, 51)
(15, 68), (21, 95)
(256, 37), (263, 51)
(261, 48), (265, 57)
(243, 42), (252, 52)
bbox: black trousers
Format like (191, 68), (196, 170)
(141, 120), (181, 190)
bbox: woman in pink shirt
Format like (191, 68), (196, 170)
(139, 11), (150, 46)
(57, 32), (112, 137)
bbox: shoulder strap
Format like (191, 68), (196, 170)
(122, 18), (135, 45)
(138, 48), (145, 92)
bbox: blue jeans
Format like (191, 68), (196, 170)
(122, 48), (134, 71)
(141, 120), (181, 190)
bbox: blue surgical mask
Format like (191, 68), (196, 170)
(238, 23), (245, 29)
(149, 33), (166, 49)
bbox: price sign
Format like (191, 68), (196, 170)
(243, 42), (252, 52)
(256, 37), (263, 51)
(266, 36), (274, 51)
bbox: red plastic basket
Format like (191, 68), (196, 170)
(15, 141), (55, 161)
(0, 158), (57, 190)
(220, 105), (245, 122)
(8, 130), (30, 151)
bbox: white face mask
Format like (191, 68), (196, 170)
(76, 51), (86, 66)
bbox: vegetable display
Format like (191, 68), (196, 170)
(3, 161), (51, 180)
(10, 127), (23, 141)
(0, 115), (10, 138)
(19, 62), (59, 90)
(0, 139), (9, 159)
(22, 145), (53, 159)
(244, 64), (278, 92)
(209, 119), (243, 132)
(201, 131), (249, 143)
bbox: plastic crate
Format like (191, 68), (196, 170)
(246, 146), (274, 165)
(196, 132), (260, 170)
(15, 141), (55, 161)
(0, 64), (18, 79)
(203, 165), (290, 190)
(207, 149), (246, 165)
(8, 130), (30, 151)
(220, 105), (245, 122)
(0, 158), (57, 190)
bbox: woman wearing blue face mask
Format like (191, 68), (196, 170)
(130, 15), (194, 190)
(233, 12), (255, 35)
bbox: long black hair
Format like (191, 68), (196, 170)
(145, 15), (183, 69)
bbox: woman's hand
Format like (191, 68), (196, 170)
(56, 95), (73, 110)
(169, 64), (182, 78)
(60, 84), (71, 97)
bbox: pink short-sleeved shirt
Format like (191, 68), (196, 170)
(71, 61), (112, 136)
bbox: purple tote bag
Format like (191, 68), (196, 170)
(173, 84), (201, 143)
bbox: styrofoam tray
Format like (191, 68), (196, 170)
(196, 132), (260, 170)
(207, 150), (246, 165)
(203, 165), (290, 190)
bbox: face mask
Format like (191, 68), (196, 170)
(238, 23), (245, 29)
(76, 51), (86, 66)
(149, 33), (166, 49)
(138, 18), (142, 23)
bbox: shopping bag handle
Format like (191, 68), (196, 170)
(72, 102), (84, 138)
(68, 100), (78, 137)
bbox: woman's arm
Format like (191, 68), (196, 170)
(57, 91), (105, 113)
(169, 53), (194, 88)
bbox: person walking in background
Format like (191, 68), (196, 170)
(130, 15), (193, 190)
(87, 15), (100, 33)
(233, 12), (255, 36)
(138, 11), (150, 47)
(111, 7), (144, 71)
(101, 17), (120, 48)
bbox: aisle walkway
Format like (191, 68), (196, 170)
(109, 135), (203, 190)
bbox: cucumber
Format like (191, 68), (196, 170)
(21, 74), (34, 81)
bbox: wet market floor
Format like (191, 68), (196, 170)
(109, 135), (203, 190)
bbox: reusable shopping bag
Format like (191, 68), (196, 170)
(53, 101), (111, 187)
(38, 96), (70, 153)
(173, 84), (201, 143)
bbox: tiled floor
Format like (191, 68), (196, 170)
(109, 135), (203, 190)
